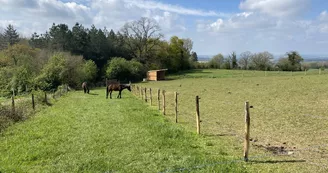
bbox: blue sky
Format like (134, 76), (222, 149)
(1, 0), (328, 56)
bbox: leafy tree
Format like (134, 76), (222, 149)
(106, 58), (144, 81)
(286, 51), (303, 71)
(229, 51), (238, 69)
(4, 44), (39, 66)
(208, 54), (224, 68)
(238, 51), (252, 70)
(276, 57), (292, 71)
(82, 60), (98, 83)
(249, 51), (274, 70)
(168, 36), (191, 72)
(4, 24), (20, 46)
(190, 51), (198, 62)
(36, 53), (66, 91)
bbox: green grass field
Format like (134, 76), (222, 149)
(1, 69), (328, 172)
(0, 88), (246, 173)
(169, 69), (327, 79)
(136, 69), (328, 172)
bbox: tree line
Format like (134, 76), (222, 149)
(0, 17), (325, 97)
(204, 51), (306, 71)
(0, 17), (198, 96)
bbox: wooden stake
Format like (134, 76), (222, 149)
(158, 89), (160, 110)
(144, 87), (147, 102)
(32, 94), (35, 110)
(195, 96), (200, 134)
(11, 95), (15, 117)
(44, 92), (47, 103)
(149, 88), (152, 106)
(244, 101), (250, 162)
(162, 90), (166, 115)
(175, 92), (178, 123)
(141, 87), (143, 100)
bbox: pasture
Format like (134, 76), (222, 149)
(0, 89), (244, 172)
(137, 69), (328, 172)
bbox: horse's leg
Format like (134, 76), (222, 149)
(110, 90), (112, 99)
(84, 87), (86, 94)
(87, 88), (89, 94)
(117, 91), (120, 98)
(106, 88), (108, 99)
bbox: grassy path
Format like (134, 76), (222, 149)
(0, 89), (243, 173)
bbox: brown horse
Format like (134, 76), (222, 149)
(106, 84), (131, 99)
(82, 82), (89, 94)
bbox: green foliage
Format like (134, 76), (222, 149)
(4, 24), (20, 46)
(189, 51), (198, 62)
(82, 60), (98, 83)
(36, 53), (66, 91)
(229, 51), (238, 69)
(167, 36), (191, 72)
(249, 51), (274, 70)
(106, 57), (145, 81)
(49, 23), (72, 51)
(208, 54), (224, 68)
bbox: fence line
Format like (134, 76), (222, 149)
(131, 84), (328, 168)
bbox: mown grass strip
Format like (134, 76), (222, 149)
(0, 88), (245, 173)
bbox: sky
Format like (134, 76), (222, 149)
(1, 0), (328, 56)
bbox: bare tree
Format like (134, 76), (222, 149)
(238, 51), (252, 70)
(121, 17), (163, 63)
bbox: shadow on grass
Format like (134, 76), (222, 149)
(250, 159), (306, 164)
(88, 93), (99, 96)
(206, 133), (238, 137)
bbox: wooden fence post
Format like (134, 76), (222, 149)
(244, 101), (250, 162)
(158, 89), (160, 110)
(195, 96), (200, 134)
(141, 87), (144, 100)
(149, 88), (152, 106)
(162, 90), (166, 115)
(175, 92), (178, 123)
(11, 94), (15, 117)
(144, 88), (147, 102)
(32, 94), (35, 110)
(44, 92), (47, 103)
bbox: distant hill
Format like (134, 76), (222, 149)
(197, 54), (328, 62)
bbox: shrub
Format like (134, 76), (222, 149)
(106, 57), (145, 82)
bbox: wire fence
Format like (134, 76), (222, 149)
(0, 86), (69, 132)
(130, 84), (328, 172)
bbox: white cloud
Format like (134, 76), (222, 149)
(124, 0), (229, 17)
(239, 0), (311, 18)
(319, 11), (328, 21)
(197, 12), (277, 32)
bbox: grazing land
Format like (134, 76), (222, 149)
(0, 88), (244, 173)
(137, 69), (328, 172)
